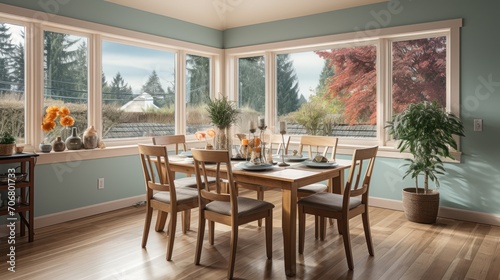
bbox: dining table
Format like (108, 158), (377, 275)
(167, 154), (352, 277)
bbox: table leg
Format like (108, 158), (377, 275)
(282, 186), (297, 276)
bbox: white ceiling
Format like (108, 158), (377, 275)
(107, 0), (387, 30)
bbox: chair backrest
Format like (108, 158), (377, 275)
(138, 144), (176, 200)
(343, 146), (378, 205)
(152, 135), (188, 155)
(298, 135), (338, 161)
(191, 149), (237, 213)
(265, 134), (291, 155)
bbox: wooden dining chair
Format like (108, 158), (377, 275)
(297, 135), (339, 198)
(153, 135), (217, 232)
(298, 146), (378, 270)
(192, 149), (274, 280)
(138, 144), (199, 261)
(236, 133), (290, 226)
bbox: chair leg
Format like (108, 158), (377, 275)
(265, 211), (273, 259)
(166, 211), (176, 261)
(228, 225), (238, 279)
(257, 189), (264, 227)
(341, 219), (354, 270)
(319, 216), (326, 241)
(155, 211), (168, 232)
(314, 215), (319, 239)
(182, 209), (191, 233)
(298, 206), (305, 254)
(142, 206), (153, 248)
(209, 221), (215, 245)
(194, 212), (206, 265)
(362, 211), (374, 256)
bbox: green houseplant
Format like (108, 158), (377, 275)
(0, 131), (16, 156)
(386, 101), (464, 223)
(206, 96), (240, 153)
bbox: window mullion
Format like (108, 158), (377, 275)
(89, 34), (102, 138)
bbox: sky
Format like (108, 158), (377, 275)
(4, 22), (326, 100)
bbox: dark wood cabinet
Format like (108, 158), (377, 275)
(0, 153), (38, 242)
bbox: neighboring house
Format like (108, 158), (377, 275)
(119, 92), (158, 112)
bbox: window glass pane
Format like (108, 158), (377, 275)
(392, 36), (447, 114)
(0, 22), (25, 143)
(281, 45), (377, 138)
(102, 41), (175, 139)
(186, 54), (210, 134)
(43, 30), (88, 143)
(238, 56), (264, 133)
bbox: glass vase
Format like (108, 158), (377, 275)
(215, 126), (232, 158)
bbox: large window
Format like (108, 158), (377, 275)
(101, 40), (176, 139)
(228, 19), (460, 151)
(276, 45), (377, 138)
(43, 30), (88, 143)
(0, 22), (25, 143)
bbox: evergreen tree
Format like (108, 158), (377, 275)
(0, 23), (14, 94)
(44, 31), (80, 100)
(70, 41), (88, 101)
(109, 72), (133, 105)
(10, 42), (24, 94)
(141, 70), (168, 107)
(276, 54), (300, 116)
(238, 56), (265, 113)
(186, 54), (210, 105)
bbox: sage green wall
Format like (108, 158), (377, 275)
(1, 0), (499, 218)
(33, 155), (144, 216)
(225, 0), (500, 215)
(0, 0), (223, 48)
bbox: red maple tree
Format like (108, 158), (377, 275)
(316, 36), (446, 125)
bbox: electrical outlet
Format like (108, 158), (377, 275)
(474, 119), (483, 132)
(98, 178), (104, 189)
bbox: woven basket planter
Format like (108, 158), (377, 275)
(402, 188), (440, 224)
(0, 143), (15, 156)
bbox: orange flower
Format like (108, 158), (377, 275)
(43, 111), (58, 122)
(195, 131), (206, 141)
(41, 121), (56, 132)
(59, 106), (70, 117)
(60, 115), (75, 127)
(206, 128), (216, 138)
(46, 106), (59, 114)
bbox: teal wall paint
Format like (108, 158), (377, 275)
(223, 0), (500, 215)
(0, 0), (223, 48)
(1, 0), (499, 217)
(34, 155), (144, 216)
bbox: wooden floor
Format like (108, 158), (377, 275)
(1, 189), (499, 280)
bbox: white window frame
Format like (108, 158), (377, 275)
(225, 19), (462, 160)
(0, 4), (223, 164)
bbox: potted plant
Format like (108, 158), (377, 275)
(0, 131), (16, 156)
(206, 96), (240, 153)
(386, 101), (464, 223)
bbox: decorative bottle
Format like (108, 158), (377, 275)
(65, 127), (82, 150)
(52, 136), (66, 152)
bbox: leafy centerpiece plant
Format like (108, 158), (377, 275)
(386, 101), (464, 223)
(206, 96), (240, 154)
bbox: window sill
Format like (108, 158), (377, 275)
(31, 140), (461, 165)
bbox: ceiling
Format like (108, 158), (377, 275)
(107, 0), (387, 30)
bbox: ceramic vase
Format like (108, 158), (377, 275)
(39, 143), (52, 153)
(65, 127), (82, 150)
(52, 136), (66, 152)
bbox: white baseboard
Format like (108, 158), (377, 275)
(0, 195), (144, 237)
(370, 197), (500, 226)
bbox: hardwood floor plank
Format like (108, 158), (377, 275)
(1, 190), (499, 280)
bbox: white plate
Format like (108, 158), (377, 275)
(179, 151), (192, 157)
(236, 162), (274, 171)
(302, 161), (338, 168)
